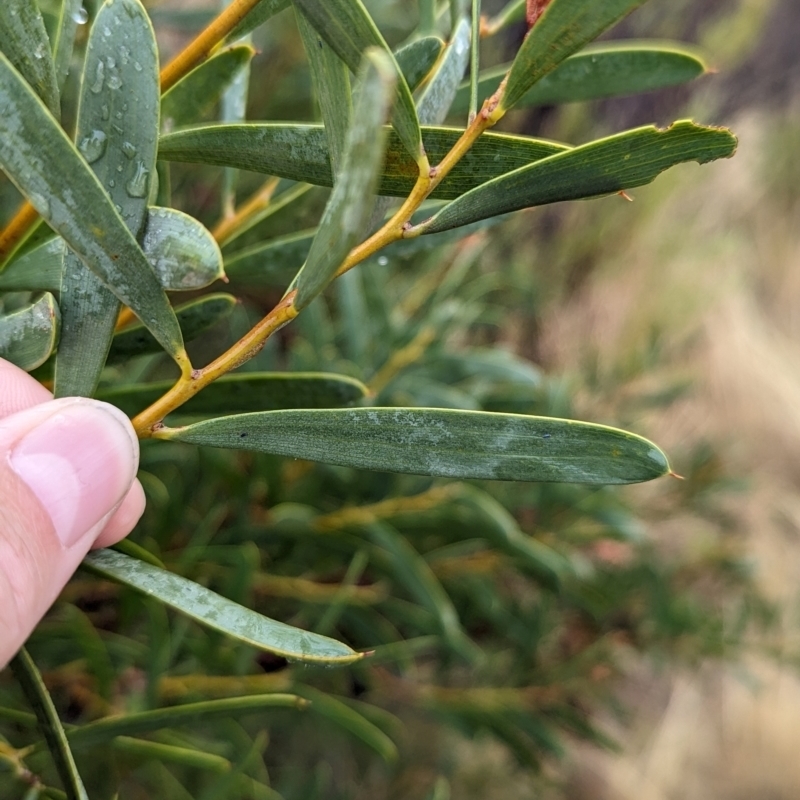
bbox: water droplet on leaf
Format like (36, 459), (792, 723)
(90, 61), (104, 93)
(72, 6), (88, 24)
(107, 74), (122, 90)
(78, 130), (108, 164)
(126, 161), (149, 198)
(121, 141), (137, 159)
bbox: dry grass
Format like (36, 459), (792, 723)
(527, 106), (800, 799)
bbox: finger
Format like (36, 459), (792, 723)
(0, 358), (52, 418)
(0, 397), (139, 668)
(92, 479), (147, 549)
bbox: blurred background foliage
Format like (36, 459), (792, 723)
(4, 0), (800, 798)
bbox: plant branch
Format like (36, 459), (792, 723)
(211, 176), (280, 245)
(132, 290), (298, 436)
(159, 0), (264, 93)
(132, 90), (509, 432)
(0, 201), (39, 266)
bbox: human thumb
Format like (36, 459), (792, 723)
(0, 397), (139, 667)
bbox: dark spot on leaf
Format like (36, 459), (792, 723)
(240, 432), (248, 438)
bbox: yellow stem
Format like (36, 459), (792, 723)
(369, 326), (437, 395)
(0, 201), (39, 265)
(211, 177), (280, 245)
(0, 1), (263, 256)
(133, 290), (298, 436)
(159, 0), (264, 93)
(115, 306), (137, 331)
(132, 91), (509, 436)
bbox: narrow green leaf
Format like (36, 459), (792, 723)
(416, 348), (542, 386)
(501, 0), (649, 111)
(294, 686), (398, 763)
(293, 49), (395, 310)
(158, 123), (568, 200)
(394, 36), (444, 92)
(60, 695), (307, 751)
(291, 0), (425, 165)
(456, 486), (568, 588)
(484, 0), (525, 34)
(0, 237), (79, 291)
(227, 0), (291, 41)
(0, 292), (60, 371)
(295, 7), (352, 176)
(451, 42), (707, 113)
(417, 17), (471, 125)
(419, 0), (436, 33)
(219, 6), (253, 217)
(0, 0), (60, 117)
(141, 207), (225, 290)
(470, 1), (481, 121)
(449, 0), (468, 33)
(10, 649), (89, 800)
(112, 737), (232, 773)
(0, 208), (224, 292)
(83, 549), (364, 664)
(418, 121), (738, 234)
(52, 0), (84, 92)
(0, 51), (186, 365)
(55, 0), (162, 398)
(367, 522), (480, 662)
(158, 407), (670, 484)
(107, 293), (236, 363)
(161, 44), (255, 129)
(98, 371), (368, 417)
(224, 228), (316, 288)
(224, 212), (511, 288)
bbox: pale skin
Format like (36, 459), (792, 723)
(0, 358), (145, 668)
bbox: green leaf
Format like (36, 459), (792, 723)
(10, 649), (89, 800)
(0, 208), (224, 292)
(418, 121), (738, 234)
(0, 51), (187, 367)
(141, 207), (225, 290)
(501, 0), (649, 112)
(295, 7), (352, 176)
(227, 0), (291, 41)
(111, 737), (232, 773)
(60, 695), (307, 751)
(291, 0), (425, 165)
(456, 485), (568, 589)
(0, 292), (60, 371)
(158, 407), (671, 484)
(161, 44), (256, 129)
(107, 293), (236, 364)
(0, 0), (60, 117)
(83, 549), (364, 664)
(224, 228), (316, 288)
(98, 371), (368, 417)
(367, 522), (480, 662)
(451, 42), (707, 113)
(158, 123), (568, 200)
(293, 687), (398, 763)
(394, 36), (444, 92)
(51, 0), (84, 92)
(416, 348), (543, 386)
(293, 48), (395, 310)
(55, 0), (162, 398)
(417, 17), (471, 125)
(224, 212), (506, 287)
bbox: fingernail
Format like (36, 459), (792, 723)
(9, 399), (139, 548)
